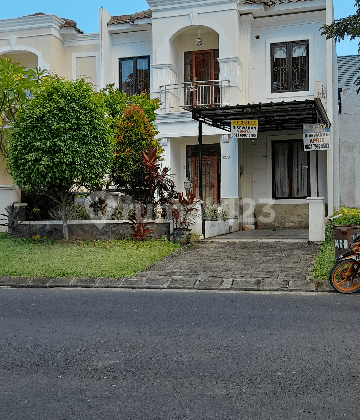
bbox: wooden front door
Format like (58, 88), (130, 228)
(184, 50), (219, 107)
(192, 156), (219, 203)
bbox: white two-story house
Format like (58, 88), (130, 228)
(0, 0), (339, 236)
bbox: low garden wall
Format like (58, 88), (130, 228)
(205, 220), (230, 238)
(12, 220), (171, 240)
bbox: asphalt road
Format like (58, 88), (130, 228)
(1, 288), (359, 419)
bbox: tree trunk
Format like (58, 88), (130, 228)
(61, 195), (69, 241)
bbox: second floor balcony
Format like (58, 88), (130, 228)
(158, 80), (230, 113)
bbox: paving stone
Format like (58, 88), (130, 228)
(0, 276), (29, 287)
(169, 277), (197, 289)
(287, 279), (316, 292)
(220, 278), (234, 289)
(27, 277), (51, 287)
(48, 277), (74, 287)
(119, 278), (147, 288)
(232, 278), (259, 290)
(144, 278), (171, 288)
(95, 278), (123, 288)
(71, 277), (98, 288)
(316, 281), (333, 292)
(257, 278), (289, 291)
(196, 278), (222, 290)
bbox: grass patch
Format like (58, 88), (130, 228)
(311, 223), (334, 285)
(0, 233), (180, 279)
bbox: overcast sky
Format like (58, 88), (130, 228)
(1, 0), (358, 56)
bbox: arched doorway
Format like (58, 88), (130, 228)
(0, 51), (38, 69)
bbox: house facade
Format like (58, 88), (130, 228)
(0, 0), (339, 237)
(337, 55), (360, 209)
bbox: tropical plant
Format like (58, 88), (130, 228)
(172, 192), (198, 229)
(111, 104), (162, 191)
(0, 58), (44, 158)
(8, 76), (113, 239)
(129, 204), (152, 241)
(0, 203), (20, 234)
(141, 146), (177, 208)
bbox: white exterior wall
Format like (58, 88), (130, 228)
(339, 86), (360, 208)
(251, 12), (327, 103)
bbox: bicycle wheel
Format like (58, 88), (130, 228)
(330, 259), (360, 293)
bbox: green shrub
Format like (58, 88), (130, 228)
(312, 206), (360, 284)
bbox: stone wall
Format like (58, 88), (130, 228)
(12, 220), (170, 240)
(254, 204), (309, 229)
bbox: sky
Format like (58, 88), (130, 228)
(1, 0), (358, 56)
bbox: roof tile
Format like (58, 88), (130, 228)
(108, 9), (152, 25)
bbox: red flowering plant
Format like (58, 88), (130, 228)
(172, 192), (198, 229)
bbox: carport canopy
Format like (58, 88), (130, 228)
(191, 98), (330, 132)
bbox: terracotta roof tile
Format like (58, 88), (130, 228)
(22, 12), (83, 33)
(60, 18), (83, 33)
(108, 9), (152, 25)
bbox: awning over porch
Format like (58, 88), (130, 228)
(191, 98), (330, 132)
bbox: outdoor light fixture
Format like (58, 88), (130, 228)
(184, 177), (193, 194)
(197, 27), (202, 46)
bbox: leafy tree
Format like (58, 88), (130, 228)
(8, 76), (113, 239)
(100, 84), (160, 132)
(321, 1), (360, 53)
(111, 104), (162, 195)
(0, 58), (44, 158)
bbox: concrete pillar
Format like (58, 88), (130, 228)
(307, 197), (325, 242)
(239, 15), (253, 104)
(220, 134), (239, 231)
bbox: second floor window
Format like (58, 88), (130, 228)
(271, 41), (309, 93)
(119, 56), (150, 95)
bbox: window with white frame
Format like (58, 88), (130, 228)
(271, 41), (309, 93)
(119, 56), (150, 95)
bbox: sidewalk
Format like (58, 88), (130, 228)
(0, 238), (332, 292)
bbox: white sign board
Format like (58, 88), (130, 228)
(231, 120), (258, 138)
(303, 123), (330, 151)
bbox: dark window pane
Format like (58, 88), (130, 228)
(292, 141), (309, 197)
(274, 142), (290, 198)
(272, 45), (288, 92)
(136, 58), (149, 94)
(184, 52), (192, 83)
(121, 59), (134, 96)
(291, 43), (308, 91)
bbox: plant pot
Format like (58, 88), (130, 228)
(173, 227), (192, 244)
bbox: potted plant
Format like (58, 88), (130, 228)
(172, 192), (198, 244)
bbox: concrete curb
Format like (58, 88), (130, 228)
(0, 275), (333, 292)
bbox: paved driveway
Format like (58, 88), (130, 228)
(133, 239), (322, 292)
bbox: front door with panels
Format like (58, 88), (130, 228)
(184, 50), (219, 107)
(186, 144), (220, 203)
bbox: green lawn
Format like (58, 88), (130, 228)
(0, 233), (179, 279)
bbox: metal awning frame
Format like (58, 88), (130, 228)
(191, 99), (331, 133)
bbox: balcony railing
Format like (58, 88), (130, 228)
(158, 80), (230, 113)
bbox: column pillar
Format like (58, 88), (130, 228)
(220, 134), (239, 232)
(239, 15), (253, 104)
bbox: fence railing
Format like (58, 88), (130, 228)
(158, 80), (230, 113)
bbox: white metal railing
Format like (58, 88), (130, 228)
(158, 80), (230, 113)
